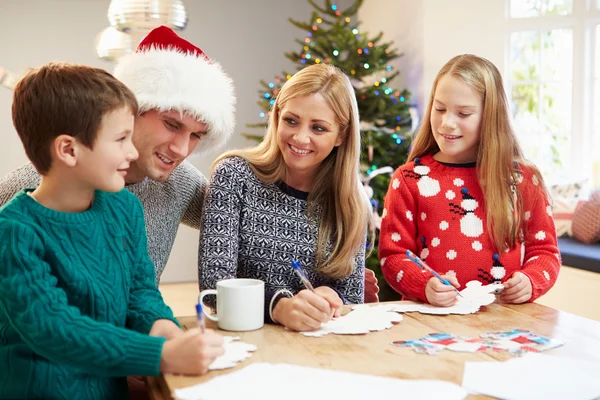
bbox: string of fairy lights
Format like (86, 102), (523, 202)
(257, 3), (414, 176)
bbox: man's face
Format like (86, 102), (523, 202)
(125, 109), (208, 183)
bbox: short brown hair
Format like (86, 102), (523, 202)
(12, 62), (138, 174)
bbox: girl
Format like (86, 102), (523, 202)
(198, 64), (373, 332)
(379, 54), (560, 307)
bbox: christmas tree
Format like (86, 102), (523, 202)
(247, 0), (415, 301)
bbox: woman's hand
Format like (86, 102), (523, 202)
(272, 286), (343, 331)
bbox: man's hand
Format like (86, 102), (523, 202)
(364, 268), (380, 303)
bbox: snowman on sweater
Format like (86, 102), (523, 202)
(478, 253), (506, 284)
(449, 187), (483, 238)
(403, 158), (440, 197)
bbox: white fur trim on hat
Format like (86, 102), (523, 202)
(114, 48), (236, 154)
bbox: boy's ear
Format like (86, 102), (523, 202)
(52, 134), (78, 167)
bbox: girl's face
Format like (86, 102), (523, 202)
(276, 93), (344, 184)
(430, 75), (483, 163)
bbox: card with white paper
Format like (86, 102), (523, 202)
(391, 280), (503, 315)
(301, 304), (403, 337)
(208, 336), (257, 370)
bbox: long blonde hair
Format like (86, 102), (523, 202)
(409, 54), (546, 251)
(214, 64), (372, 279)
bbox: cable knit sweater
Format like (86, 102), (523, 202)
(0, 161), (206, 282)
(199, 157), (366, 322)
(0, 189), (178, 400)
(379, 155), (560, 303)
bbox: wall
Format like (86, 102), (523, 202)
(0, 0), (349, 283)
(359, 0), (505, 115)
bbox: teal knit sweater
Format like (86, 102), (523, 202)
(0, 189), (178, 399)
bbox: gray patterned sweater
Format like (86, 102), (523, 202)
(198, 157), (365, 323)
(0, 161), (205, 283)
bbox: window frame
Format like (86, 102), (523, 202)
(505, 0), (600, 181)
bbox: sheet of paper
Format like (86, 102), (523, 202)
(208, 336), (256, 370)
(174, 362), (468, 400)
(301, 304), (403, 337)
(391, 280), (503, 315)
(462, 353), (600, 400)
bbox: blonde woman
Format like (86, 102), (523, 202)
(198, 64), (372, 332)
(379, 54), (560, 307)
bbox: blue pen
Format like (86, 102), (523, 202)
(195, 302), (206, 333)
(291, 260), (315, 293)
(405, 250), (463, 297)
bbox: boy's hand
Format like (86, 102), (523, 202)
(500, 272), (532, 304)
(272, 287), (342, 332)
(149, 319), (183, 339)
(425, 275), (460, 307)
(160, 328), (224, 375)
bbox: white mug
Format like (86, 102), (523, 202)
(198, 278), (265, 331)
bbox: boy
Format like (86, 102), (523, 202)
(0, 63), (223, 399)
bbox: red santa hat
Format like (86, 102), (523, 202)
(113, 26), (236, 154)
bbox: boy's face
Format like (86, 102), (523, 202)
(75, 106), (138, 192)
(125, 110), (208, 183)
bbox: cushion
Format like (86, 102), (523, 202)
(572, 189), (600, 244)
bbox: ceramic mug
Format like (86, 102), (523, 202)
(198, 278), (265, 331)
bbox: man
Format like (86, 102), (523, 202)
(0, 26), (236, 283)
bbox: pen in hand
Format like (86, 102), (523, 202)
(405, 250), (463, 298)
(291, 260), (336, 320)
(291, 260), (315, 292)
(195, 302), (206, 333)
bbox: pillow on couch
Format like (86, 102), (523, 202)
(572, 189), (600, 244)
(548, 180), (587, 237)
(553, 198), (584, 237)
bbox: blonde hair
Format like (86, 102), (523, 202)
(214, 64), (372, 279)
(409, 54), (546, 251)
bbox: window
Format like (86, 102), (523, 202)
(507, 0), (600, 185)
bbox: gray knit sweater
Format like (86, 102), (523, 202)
(198, 157), (365, 323)
(0, 161), (205, 283)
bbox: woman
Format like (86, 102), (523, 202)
(199, 64), (374, 332)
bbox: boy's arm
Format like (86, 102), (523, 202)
(126, 196), (181, 336)
(379, 169), (430, 302)
(0, 220), (165, 377)
(517, 172), (561, 302)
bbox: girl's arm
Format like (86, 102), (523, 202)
(517, 170), (561, 301)
(379, 168), (431, 302)
(198, 158), (243, 292)
(0, 221), (165, 378)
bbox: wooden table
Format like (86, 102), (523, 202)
(147, 301), (600, 399)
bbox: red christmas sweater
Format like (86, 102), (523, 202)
(379, 154), (560, 303)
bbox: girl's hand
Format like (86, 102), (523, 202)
(425, 275), (460, 307)
(500, 271), (532, 304)
(272, 287), (342, 331)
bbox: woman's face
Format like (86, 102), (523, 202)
(276, 93), (344, 184)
